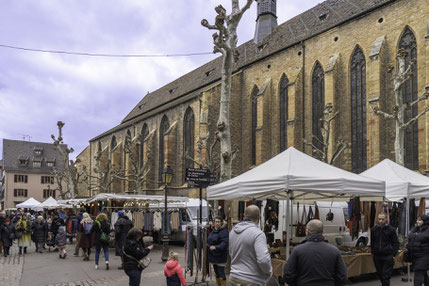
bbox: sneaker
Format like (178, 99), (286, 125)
(106, 261), (109, 270)
(59, 254), (62, 259)
(95, 265), (99, 270)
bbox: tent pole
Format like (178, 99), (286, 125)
(406, 197), (411, 284)
(286, 191), (291, 260)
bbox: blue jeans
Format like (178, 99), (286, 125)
(95, 244), (109, 265)
(213, 264), (226, 279)
(125, 269), (142, 286)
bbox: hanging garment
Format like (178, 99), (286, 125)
(132, 211), (144, 230)
(143, 212), (154, 232)
(398, 201), (407, 235)
(370, 202), (376, 228)
(314, 204), (320, 220)
(410, 199), (417, 229)
(153, 211), (162, 231)
(363, 202), (370, 232)
(348, 200), (353, 221)
(186, 226), (194, 276)
(238, 201), (245, 220)
(111, 212), (119, 230)
(417, 198), (426, 216)
(170, 211), (180, 232)
(161, 212), (171, 234)
(125, 211), (133, 220)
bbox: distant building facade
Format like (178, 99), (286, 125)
(1, 139), (66, 209)
(84, 0), (429, 200)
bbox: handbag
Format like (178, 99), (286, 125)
(96, 221), (110, 244)
(123, 248), (151, 270)
(402, 249), (412, 263)
(296, 204), (307, 237)
(15, 231), (23, 239)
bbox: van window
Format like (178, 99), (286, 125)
(181, 208), (190, 222)
(188, 206), (208, 220)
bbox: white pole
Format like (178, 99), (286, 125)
(406, 198), (411, 284)
(286, 191), (290, 260)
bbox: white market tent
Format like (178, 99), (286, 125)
(16, 197), (42, 211)
(38, 197), (60, 209)
(207, 147), (385, 201)
(360, 159), (429, 201)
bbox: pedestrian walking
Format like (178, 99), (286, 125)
(31, 216), (48, 253)
(51, 212), (65, 251)
(0, 211), (5, 255)
(74, 209), (84, 256)
(164, 251), (186, 286)
(207, 216), (228, 286)
(0, 218), (15, 257)
(229, 205), (272, 286)
(55, 226), (67, 259)
(79, 212), (94, 261)
(115, 210), (133, 269)
(371, 213), (399, 286)
(16, 213), (32, 255)
(91, 213), (111, 270)
(407, 215), (429, 286)
(283, 219), (347, 286)
(123, 227), (153, 286)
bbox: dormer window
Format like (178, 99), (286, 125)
(169, 88), (177, 94)
(46, 158), (56, 168)
(319, 13), (328, 21)
(205, 69), (215, 77)
(18, 155), (29, 166)
(34, 146), (43, 156)
(33, 161), (41, 168)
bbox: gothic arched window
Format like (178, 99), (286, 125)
(251, 85), (259, 165)
(399, 27), (418, 170)
(350, 46), (367, 173)
(279, 74), (289, 152)
(159, 116), (170, 181)
(110, 135), (117, 151)
(97, 141), (102, 153)
(183, 107), (195, 181)
(139, 124), (149, 168)
(311, 62), (325, 154)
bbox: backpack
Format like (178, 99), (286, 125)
(96, 220), (110, 244)
(83, 221), (93, 235)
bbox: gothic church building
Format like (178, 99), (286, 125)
(81, 0), (429, 197)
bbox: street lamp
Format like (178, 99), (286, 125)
(161, 165), (174, 261)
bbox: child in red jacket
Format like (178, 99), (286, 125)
(164, 252), (186, 286)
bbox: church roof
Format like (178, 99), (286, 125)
(92, 0), (393, 141)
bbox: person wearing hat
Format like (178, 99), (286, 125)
(0, 218), (15, 257)
(16, 213), (32, 255)
(114, 210), (133, 269)
(407, 215), (429, 286)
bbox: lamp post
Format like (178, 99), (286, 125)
(161, 165), (174, 261)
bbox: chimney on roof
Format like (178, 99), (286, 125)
(254, 0), (277, 43)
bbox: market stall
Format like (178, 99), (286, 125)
(16, 197), (43, 211)
(207, 147), (386, 279)
(38, 197), (61, 209)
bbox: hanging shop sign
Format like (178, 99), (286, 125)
(185, 168), (216, 188)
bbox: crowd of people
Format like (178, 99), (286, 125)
(0, 206), (429, 286)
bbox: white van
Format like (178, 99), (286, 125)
(268, 201), (368, 247)
(148, 198), (213, 243)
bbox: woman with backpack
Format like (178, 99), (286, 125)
(91, 213), (111, 270)
(79, 212), (93, 261)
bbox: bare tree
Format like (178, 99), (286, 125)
(202, 0), (252, 182)
(85, 148), (115, 194)
(111, 132), (151, 194)
(304, 103), (348, 165)
(69, 159), (87, 197)
(51, 121), (76, 199)
(372, 49), (429, 166)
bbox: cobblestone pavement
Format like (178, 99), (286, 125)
(0, 241), (414, 286)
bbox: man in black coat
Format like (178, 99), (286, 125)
(31, 216), (48, 253)
(114, 211), (134, 269)
(284, 219), (348, 286)
(370, 213), (399, 286)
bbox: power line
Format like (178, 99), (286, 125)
(0, 44), (213, 58)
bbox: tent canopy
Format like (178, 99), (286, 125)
(86, 193), (189, 203)
(39, 197), (60, 209)
(360, 159), (429, 201)
(207, 147), (385, 201)
(16, 197), (42, 210)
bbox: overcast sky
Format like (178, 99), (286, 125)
(0, 0), (321, 159)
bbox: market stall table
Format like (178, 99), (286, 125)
(271, 251), (405, 278)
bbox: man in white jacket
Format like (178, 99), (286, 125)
(229, 205), (272, 286)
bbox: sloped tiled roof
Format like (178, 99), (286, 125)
(93, 0), (394, 141)
(2, 139), (67, 173)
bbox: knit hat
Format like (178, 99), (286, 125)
(4, 218), (10, 222)
(118, 210), (124, 215)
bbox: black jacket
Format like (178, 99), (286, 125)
(207, 224), (229, 264)
(115, 215), (133, 255)
(50, 218), (65, 235)
(283, 233), (348, 286)
(0, 224), (15, 247)
(123, 238), (150, 271)
(407, 226), (429, 270)
(91, 220), (111, 247)
(31, 221), (48, 243)
(370, 224), (399, 256)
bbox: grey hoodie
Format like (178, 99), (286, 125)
(229, 220), (272, 285)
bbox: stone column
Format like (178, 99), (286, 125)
(324, 54), (340, 160)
